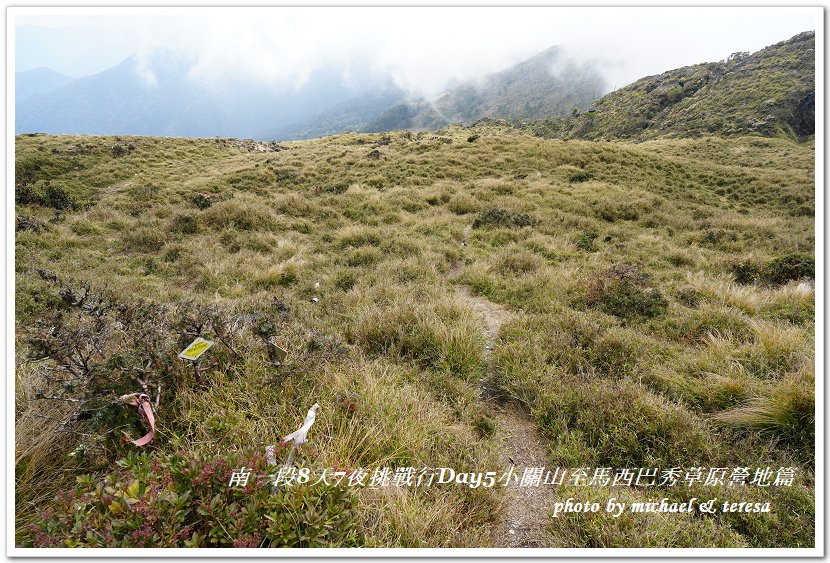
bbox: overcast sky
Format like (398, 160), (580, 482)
(14, 7), (817, 96)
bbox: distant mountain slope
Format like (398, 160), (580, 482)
(15, 50), (388, 139)
(528, 31), (815, 140)
(271, 83), (407, 140)
(362, 45), (605, 133)
(15, 68), (74, 101)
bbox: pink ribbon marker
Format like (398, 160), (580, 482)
(121, 393), (155, 446)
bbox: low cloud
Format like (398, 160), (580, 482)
(16, 8), (816, 98)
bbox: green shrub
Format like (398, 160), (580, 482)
(568, 170), (593, 183)
(24, 451), (358, 547)
(676, 286), (702, 308)
(15, 184), (40, 205)
(189, 193), (214, 210)
(665, 85), (684, 103)
(472, 414), (496, 437)
(316, 182), (350, 195)
(170, 214), (199, 235)
(762, 254), (814, 285)
(574, 231), (598, 252)
(732, 260), (761, 285)
(366, 178), (385, 190)
(15, 182), (76, 210)
(472, 208), (536, 229)
(41, 185), (75, 210)
(586, 263), (668, 321)
(733, 255), (814, 286)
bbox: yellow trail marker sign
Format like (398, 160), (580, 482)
(178, 337), (215, 361)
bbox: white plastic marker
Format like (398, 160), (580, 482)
(178, 337), (214, 361)
(282, 403), (319, 467)
(283, 403), (319, 446)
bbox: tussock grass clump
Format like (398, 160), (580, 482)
(121, 225), (167, 252)
(201, 198), (275, 231)
(535, 376), (715, 467)
(336, 225), (383, 249)
(714, 366), (814, 459)
(662, 305), (753, 344)
(446, 193), (481, 215)
(493, 247), (543, 274)
(352, 297), (484, 379)
(593, 200), (640, 222)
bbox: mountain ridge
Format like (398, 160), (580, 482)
(525, 31), (815, 141)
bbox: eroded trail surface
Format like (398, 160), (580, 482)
(454, 285), (555, 547)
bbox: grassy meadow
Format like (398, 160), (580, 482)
(14, 124), (815, 547)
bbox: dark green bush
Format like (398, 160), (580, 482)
(15, 182), (76, 210)
(732, 255), (814, 286)
(676, 286), (702, 308)
(472, 208), (537, 229)
(586, 263), (668, 321)
(568, 170), (593, 183)
(762, 254), (814, 285)
(170, 214), (199, 235)
(189, 193), (214, 210)
(574, 231), (598, 252)
(366, 178), (385, 190)
(15, 184), (39, 205)
(316, 183), (350, 195)
(732, 260), (761, 285)
(473, 414), (496, 437)
(40, 185), (75, 210)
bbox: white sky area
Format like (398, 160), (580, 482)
(15, 7), (816, 97)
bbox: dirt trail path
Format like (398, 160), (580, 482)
(452, 229), (555, 548)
